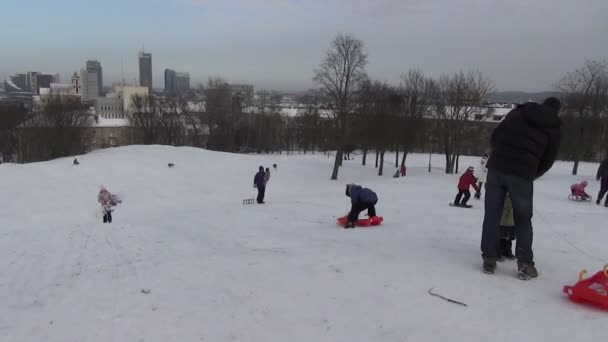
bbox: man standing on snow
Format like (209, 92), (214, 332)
(253, 166), (267, 204)
(596, 158), (608, 206)
(480, 97), (562, 279)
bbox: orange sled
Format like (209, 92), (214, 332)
(337, 215), (383, 227)
(563, 265), (608, 310)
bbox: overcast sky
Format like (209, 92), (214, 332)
(1, 0), (607, 92)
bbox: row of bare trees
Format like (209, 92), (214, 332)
(556, 60), (608, 175)
(314, 34), (608, 179)
(313, 33), (494, 179)
(18, 96), (92, 162)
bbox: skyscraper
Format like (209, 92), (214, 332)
(139, 51), (153, 93)
(85, 60), (103, 95)
(164, 69), (177, 96)
(176, 72), (190, 96)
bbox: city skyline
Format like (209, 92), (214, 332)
(1, 0), (607, 92)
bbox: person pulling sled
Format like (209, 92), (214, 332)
(344, 184), (378, 229)
(253, 166), (266, 204)
(453, 167), (479, 208)
(570, 181), (591, 201)
(98, 186), (121, 223)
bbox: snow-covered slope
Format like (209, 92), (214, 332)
(1, 146), (606, 342)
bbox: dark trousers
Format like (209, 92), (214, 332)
(348, 202), (377, 223)
(597, 178), (608, 204)
(475, 182), (484, 198)
(103, 210), (112, 223)
(481, 170), (534, 263)
(454, 190), (471, 206)
(257, 186), (266, 203)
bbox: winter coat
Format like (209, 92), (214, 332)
(254, 170), (266, 188)
(347, 185), (378, 205)
(264, 170), (270, 183)
(500, 195), (514, 227)
(458, 170), (479, 192)
(570, 182), (589, 197)
(597, 159), (608, 181)
(487, 102), (562, 180)
(474, 157), (488, 183)
(98, 190), (120, 210)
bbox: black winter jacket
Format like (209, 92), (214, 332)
(597, 159), (608, 181)
(487, 102), (562, 180)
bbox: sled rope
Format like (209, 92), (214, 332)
(428, 288), (467, 307)
(534, 207), (606, 264)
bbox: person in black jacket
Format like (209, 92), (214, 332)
(344, 184), (378, 229)
(596, 159), (608, 206)
(253, 166), (266, 204)
(480, 98), (562, 279)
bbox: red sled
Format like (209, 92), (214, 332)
(563, 265), (608, 310)
(337, 215), (383, 227)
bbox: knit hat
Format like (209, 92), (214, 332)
(345, 184), (354, 197)
(468, 166), (474, 171)
(543, 97), (561, 113)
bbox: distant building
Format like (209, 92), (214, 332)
(85, 60), (103, 95)
(139, 51), (153, 93)
(26, 72), (38, 93)
(71, 72), (81, 95)
(165, 69), (190, 96)
(6, 74), (27, 92)
(95, 97), (124, 119)
(35, 74), (54, 95)
(164, 69), (177, 96)
(112, 85), (149, 113)
(80, 60), (103, 101)
(230, 84), (254, 106)
(176, 72), (190, 96)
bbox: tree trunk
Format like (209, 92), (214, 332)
(362, 148), (367, 165)
(401, 150), (408, 167)
(572, 160), (579, 176)
(444, 152), (451, 174)
(375, 150), (379, 168)
(378, 150), (385, 176)
(395, 148), (399, 168)
(331, 148), (343, 180)
(455, 154), (460, 174)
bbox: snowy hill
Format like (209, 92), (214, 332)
(0, 146), (606, 342)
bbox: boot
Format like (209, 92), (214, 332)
(501, 239), (516, 260)
(517, 262), (539, 280)
(344, 222), (356, 229)
(482, 257), (497, 274)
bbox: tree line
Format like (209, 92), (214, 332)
(2, 35), (607, 176)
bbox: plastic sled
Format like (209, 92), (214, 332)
(568, 194), (592, 202)
(337, 215), (383, 227)
(563, 265), (608, 310)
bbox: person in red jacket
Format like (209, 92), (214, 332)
(453, 166), (479, 207)
(570, 181), (590, 200)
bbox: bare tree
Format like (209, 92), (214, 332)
(313, 33), (368, 180)
(0, 104), (26, 162)
(129, 94), (160, 144)
(21, 95), (92, 161)
(399, 69), (436, 167)
(557, 60), (608, 174)
(434, 71), (493, 174)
